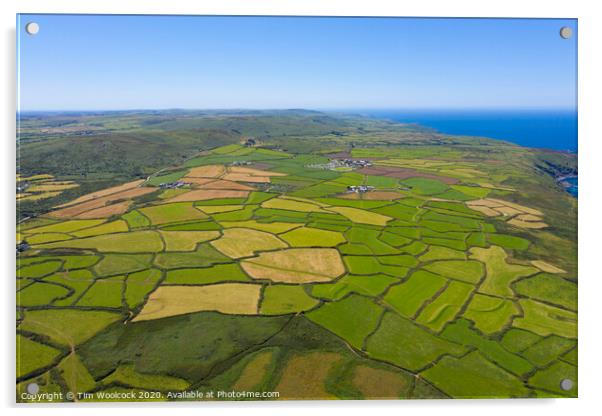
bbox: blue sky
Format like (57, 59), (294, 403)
(17, 15), (577, 111)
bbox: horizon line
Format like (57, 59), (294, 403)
(17, 106), (577, 114)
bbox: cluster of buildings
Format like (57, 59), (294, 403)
(306, 158), (373, 171)
(159, 181), (188, 189)
(243, 138), (256, 147)
(16, 182), (30, 193)
(347, 185), (375, 193)
(338, 159), (373, 168)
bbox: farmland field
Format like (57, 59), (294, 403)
(16, 110), (577, 401)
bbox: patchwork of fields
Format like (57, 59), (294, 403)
(17, 141), (577, 401)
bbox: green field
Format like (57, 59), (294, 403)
(16, 110), (577, 401)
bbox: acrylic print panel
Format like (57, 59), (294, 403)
(16, 14), (577, 402)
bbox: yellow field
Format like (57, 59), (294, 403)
(55, 179), (145, 208)
(467, 198), (547, 228)
(467, 205), (500, 217)
(49, 187), (155, 218)
(27, 182), (79, 192)
(133, 283), (262, 321)
(220, 166), (287, 184)
(210, 228), (287, 258)
(352, 365), (410, 399)
(326, 206), (391, 226)
(74, 201), (133, 219)
(17, 191), (61, 202)
(508, 219), (548, 229)
(262, 198), (328, 213)
(530, 260), (566, 274)
(275, 352), (342, 400)
(233, 350), (274, 391)
(186, 164), (225, 178)
(241, 248), (345, 283)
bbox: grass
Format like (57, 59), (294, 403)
(416, 281), (474, 332)
(77, 276), (124, 308)
(196, 205), (244, 214)
(93, 254), (153, 276)
(421, 351), (529, 398)
(146, 170), (188, 186)
(101, 364), (190, 391)
(46, 269), (95, 306)
(513, 299), (577, 338)
(61, 255), (100, 269)
(139, 202), (207, 225)
(18, 282), (70, 306)
(19, 309), (123, 347)
(462, 294), (520, 334)
(125, 269), (162, 309)
(280, 227), (345, 247)
(500, 328), (543, 354)
(79, 312), (289, 382)
(210, 228), (287, 258)
(219, 220), (301, 233)
(164, 263), (250, 284)
(154, 244), (229, 269)
(441, 319), (534, 376)
(36, 231), (164, 253)
(160, 220), (221, 231)
(419, 246), (466, 262)
(312, 274), (397, 301)
(522, 335), (576, 367)
(372, 204), (419, 221)
(470, 246), (538, 297)
(16, 112), (579, 399)
(344, 256), (381, 275)
(365, 312), (465, 371)
(422, 260), (484, 284)
(159, 230), (220, 251)
(260, 285), (319, 315)
(487, 234), (530, 251)
(528, 360), (577, 397)
(25, 233), (73, 244)
(383, 270), (447, 318)
(346, 228), (398, 254)
(56, 353), (97, 393)
(451, 185), (490, 199)
(16, 335), (63, 378)
(122, 210), (151, 229)
(17, 260), (63, 278)
(401, 178), (448, 195)
(422, 237), (467, 251)
(512, 273), (577, 311)
(72, 220), (129, 238)
(306, 294), (383, 349)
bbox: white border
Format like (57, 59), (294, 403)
(2, 1), (600, 415)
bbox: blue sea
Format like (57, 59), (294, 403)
(363, 109), (577, 152)
(362, 109), (578, 196)
(563, 177), (578, 197)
